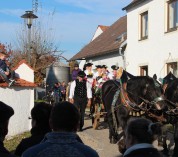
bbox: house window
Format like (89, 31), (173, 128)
(140, 11), (148, 40)
(140, 65), (148, 76)
(168, 0), (178, 31)
(167, 62), (177, 76)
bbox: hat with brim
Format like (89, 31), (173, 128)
(102, 65), (107, 69)
(86, 63), (93, 67)
(74, 63), (79, 67)
(77, 71), (86, 78)
(111, 65), (119, 70)
(95, 65), (102, 69)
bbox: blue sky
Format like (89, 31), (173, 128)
(0, 0), (131, 60)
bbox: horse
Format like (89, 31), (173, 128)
(102, 74), (170, 147)
(160, 72), (178, 157)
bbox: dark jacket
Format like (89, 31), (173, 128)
(15, 127), (50, 156)
(22, 132), (99, 157)
(72, 69), (81, 81)
(0, 59), (7, 71)
(0, 141), (17, 157)
(124, 147), (162, 157)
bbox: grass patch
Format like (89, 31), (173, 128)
(34, 99), (45, 103)
(4, 132), (31, 153)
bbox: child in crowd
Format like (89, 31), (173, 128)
(0, 52), (15, 87)
(60, 81), (66, 101)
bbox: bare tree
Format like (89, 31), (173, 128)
(12, 5), (63, 83)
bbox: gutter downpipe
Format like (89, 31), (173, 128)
(119, 40), (127, 70)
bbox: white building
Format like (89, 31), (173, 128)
(71, 16), (127, 72)
(0, 60), (36, 136)
(123, 0), (178, 78)
(91, 25), (109, 41)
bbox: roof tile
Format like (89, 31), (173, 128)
(0, 78), (37, 87)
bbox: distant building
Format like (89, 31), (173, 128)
(91, 25), (109, 41)
(70, 16), (127, 72)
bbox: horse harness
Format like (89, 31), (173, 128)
(110, 80), (168, 122)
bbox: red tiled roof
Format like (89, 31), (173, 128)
(99, 25), (109, 32)
(122, 0), (148, 11)
(12, 59), (34, 71)
(0, 78), (37, 87)
(70, 16), (127, 60)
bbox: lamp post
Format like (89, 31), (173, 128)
(21, 11), (38, 63)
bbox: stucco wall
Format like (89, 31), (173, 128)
(87, 52), (124, 71)
(126, 0), (178, 78)
(15, 63), (34, 82)
(0, 87), (34, 136)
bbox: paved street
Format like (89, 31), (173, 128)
(77, 110), (174, 157)
(78, 110), (122, 157)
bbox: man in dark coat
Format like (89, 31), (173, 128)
(0, 101), (16, 157)
(69, 71), (92, 131)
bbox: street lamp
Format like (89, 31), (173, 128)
(21, 11), (38, 63)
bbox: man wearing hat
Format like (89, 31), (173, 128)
(84, 63), (94, 78)
(0, 101), (15, 157)
(102, 65), (109, 76)
(93, 65), (103, 88)
(71, 63), (81, 81)
(108, 65), (119, 80)
(69, 71), (92, 131)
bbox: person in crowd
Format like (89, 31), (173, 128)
(60, 81), (66, 101)
(65, 82), (71, 101)
(93, 65), (103, 81)
(0, 101), (16, 157)
(15, 102), (52, 156)
(123, 118), (162, 157)
(84, 63), (94, 78)
(102, 65), (109, 76)
(95, 73), (109, 97)
(108, 65), (119, 80)
(69, 71), (92, 131)
(22, 101), (99, 157)
(71, 63), (81, 81)
(83, 63), (87, 71)
(52, 82), (61, 103)
(84, 63), (95, 89)
(0, 52), (15, 87)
